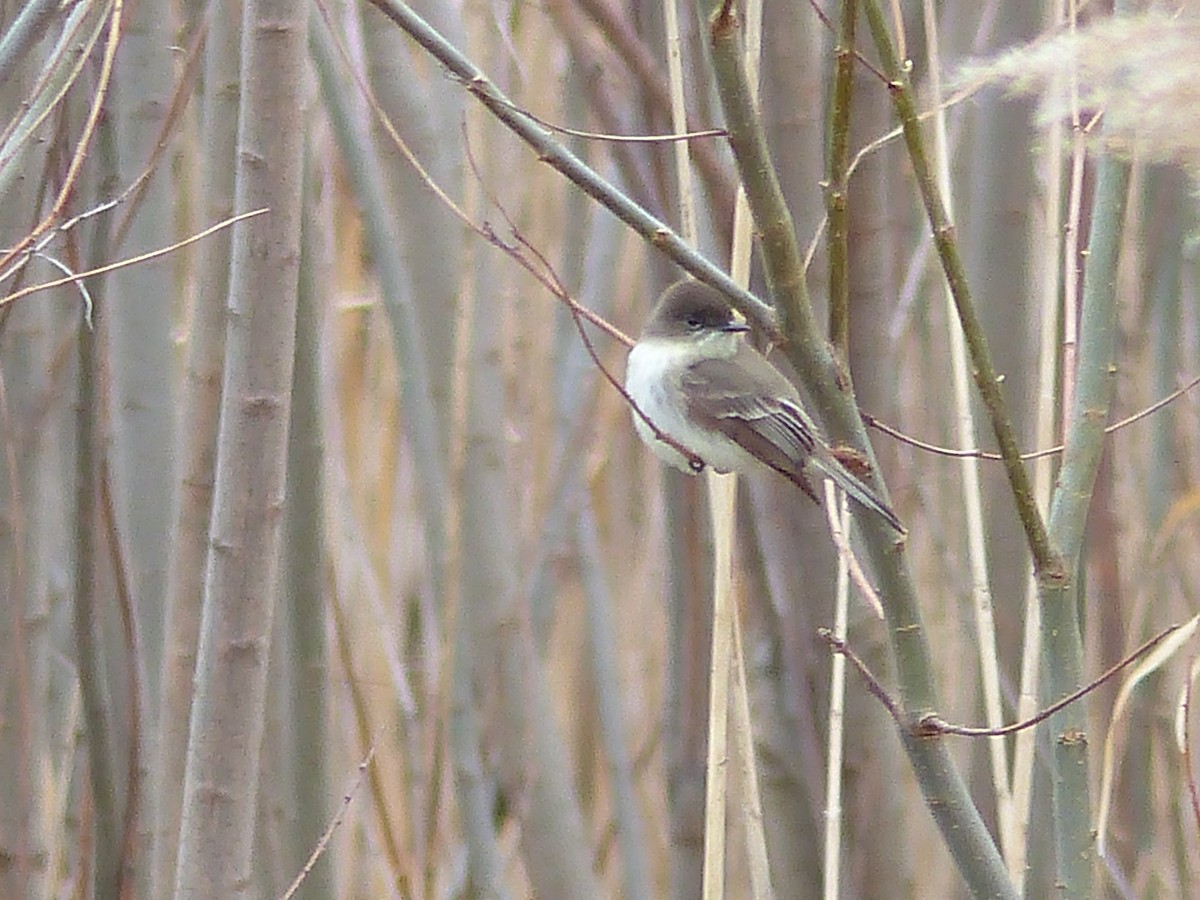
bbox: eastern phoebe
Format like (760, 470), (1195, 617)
(625, 279), (904, 533)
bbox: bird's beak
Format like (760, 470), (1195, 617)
(722, 308), (750, 333)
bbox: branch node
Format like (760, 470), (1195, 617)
(914, 714), (945, 737)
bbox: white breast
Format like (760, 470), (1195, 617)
(624, 337), (754, 475)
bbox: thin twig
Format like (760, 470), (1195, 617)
(1183, 661), (1200, 843)
(0, 208), (269, 311)
(822, 624), (1190, 738)
(513, 104), (726, 143)
(0, 193), (121, 297)
(279, 745), (377, 900)
(817, 629), (906, 724)
(327, 577), (411, 893)
(29, 251), (95, 328)
(459, 131), (707, 473)
(803, 0), (888, 84)
(864, 372), (1200, 460)
(0, 0), (123, 273)
(822, 482), (884, 619)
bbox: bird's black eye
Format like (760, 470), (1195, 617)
(686, 316), (703, 330)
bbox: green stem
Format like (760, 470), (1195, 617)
(1040, 152), (1130, 900)
(825, 0), (857, 358)
(698, 2), (1016, 896)
(700, 2), (814, 342)
(860, 0), (1060, 580)
(362, 0), (776, 330)
(74, 117), (122, 900)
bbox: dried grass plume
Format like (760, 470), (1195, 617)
(952, 8), (1200, 176)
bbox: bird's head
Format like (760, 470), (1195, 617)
(641, 280), (751, 344)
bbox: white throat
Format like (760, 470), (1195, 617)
(624, 329), (745, 474)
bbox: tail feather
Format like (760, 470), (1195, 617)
(812, 456), (905, 534)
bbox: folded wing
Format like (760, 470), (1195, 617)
(682, 348), (904, 532)
(681, 350), (822, 502)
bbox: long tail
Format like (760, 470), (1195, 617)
(811, 456), (905, 534)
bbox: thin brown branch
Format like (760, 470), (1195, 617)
(804, 0), (888, 83)
(0, 208), (269, 311)
(817, 628), (907, 724)
(0, 0), (123, 273)
(279, 745), (377, 900)
(99, 464), (142, 900)
(865, 372), (1200, 461)
(1184, 660), (1200, 842)
(460, 134), (706, 473)
(510, 104), (726, 144)
(823, 624), (1190, 739)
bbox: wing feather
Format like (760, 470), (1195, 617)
(680, 349), (823, 502)
(681, 346), (904, 531)
(681, 349), (816, 469)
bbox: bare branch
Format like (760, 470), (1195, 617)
(0, 208), (269, 312)
(279, 746), (377, 900)
(822, 624), (1192, 739)
(864, 372), (1200, 460)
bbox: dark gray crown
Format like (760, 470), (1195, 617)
(643, 280), (739, 337)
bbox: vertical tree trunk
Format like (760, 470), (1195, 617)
(278, 153), (334, 898)
(108, 0), (176, 713)
(171, 0), (309, 893)
(152, 3), (240, 893)
(0, 34), (55, 898)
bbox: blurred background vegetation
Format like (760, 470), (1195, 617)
(0, 0), (1197, 898)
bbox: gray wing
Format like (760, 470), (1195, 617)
(681, 346), (822, 500)
(683, 345), (905, 532)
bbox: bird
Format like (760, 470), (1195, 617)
(624, 279), (904, 533)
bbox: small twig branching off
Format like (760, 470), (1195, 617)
(459, 128), (707, 474)
(510, 103), (726, 144)
(821, 483), (884, 620)
(803, 0), (888, 83)
(279, 745), (377, 900)
(0, 208), (269, 313)
(864, 371), (1200, 461)
(0, 0), (123, 273)
(821, 623), (1191, 739)
(29, 251), (96, 328)
(0, 194), (120, 285)
(1182, 661), (1200, 842)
